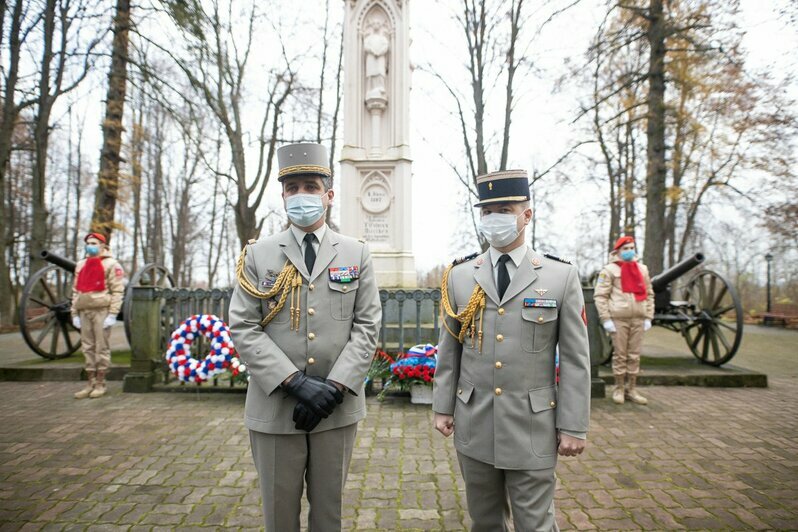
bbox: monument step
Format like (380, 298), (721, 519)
(0, 364), (129, 382)
(597, 358), (767, 387)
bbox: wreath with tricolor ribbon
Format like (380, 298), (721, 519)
(165, 314), (247, 383)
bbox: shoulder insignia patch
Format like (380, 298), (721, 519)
(544, 253), (571, 265)
(452, 252), (479, 266)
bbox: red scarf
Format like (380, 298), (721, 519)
(75, 257), (106, 293)
(619, 261), (647, 302)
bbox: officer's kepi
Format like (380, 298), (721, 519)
(276, 142), (331, 182)
(474, 169), (531, 206)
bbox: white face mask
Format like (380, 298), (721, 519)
(478, 212), (522, 248)
(285, 193), (326, 227)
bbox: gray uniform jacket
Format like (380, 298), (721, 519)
(229, 227), (382, 434)
(432, 249), (591, 470)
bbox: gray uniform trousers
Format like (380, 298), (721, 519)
(249, 423), (358, 532)
(458, 452), (558, 532)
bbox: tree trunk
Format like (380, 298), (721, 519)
(500, 0), (523, 171)
(30, 0), (58, 276)
(642, 0), (667, 275)
(0, 0), (23, 326)
(91, 0), (130, 242)
(129, 97), (144, 277)
(326, 16), (345, 229)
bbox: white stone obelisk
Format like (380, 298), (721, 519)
(340, 0), (416, 287)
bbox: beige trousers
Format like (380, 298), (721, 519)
(457, 451), (559, 532)
(611, 318), (644, 376)
(249, 423), (357, 532)
(78, 309), (111, 372)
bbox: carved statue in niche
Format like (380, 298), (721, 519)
(363, 14), (389, 101)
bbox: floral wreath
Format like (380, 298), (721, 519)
(389, 344), (437, 383)
(165, 314), (246, 383)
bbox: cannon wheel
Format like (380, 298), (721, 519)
(122, 263), (175, 343)
(18, 265), (81, 359)
(682, 270), (743, 366)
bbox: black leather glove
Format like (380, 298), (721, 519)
(293, 402), (323, 432)
(282, 372), (343, 418)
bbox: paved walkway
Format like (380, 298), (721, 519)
(0, 376), (796, 531)
(1, 326), (797, 530)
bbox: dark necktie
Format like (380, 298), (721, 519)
(303, 233), (316, 274)
(497, 254), (511, 300)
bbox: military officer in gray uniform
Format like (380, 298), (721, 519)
(229, 142), (382, 532)
(433, 169), (591, 531)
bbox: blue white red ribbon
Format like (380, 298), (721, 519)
(165, 314), (247, 383)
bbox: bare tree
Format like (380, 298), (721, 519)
(428, 0), (531, 248)
(30, 0), (103, 274)
(141, 0), (296, 247)
(0, 0), (31, 326)
(90, 0), (131, 241)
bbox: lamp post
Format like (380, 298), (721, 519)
(765, 252), (773, 314)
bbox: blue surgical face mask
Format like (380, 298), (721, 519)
(620, 250), (636, 261)
(285, 193), (326, 227)
(85, 244), (100, 257)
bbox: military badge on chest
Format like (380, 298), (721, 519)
(329, 266), (359, 283)
(259, 270), (279, 290)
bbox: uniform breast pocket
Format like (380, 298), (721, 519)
(521, 307), (558, 353)
(329, 280), (359, 321)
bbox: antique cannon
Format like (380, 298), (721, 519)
(18, 250), (174, 359)
(594, 252), (743, 366)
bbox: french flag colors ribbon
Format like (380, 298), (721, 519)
(165, 314), (247, 383)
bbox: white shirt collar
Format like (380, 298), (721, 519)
(489, 243), (528, 268)
(290, 223), (327, 247)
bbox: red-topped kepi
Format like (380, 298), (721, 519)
(84, 232), (107, 244)
(613, 235), (635, 251)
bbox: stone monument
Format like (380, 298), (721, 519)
(341, 0), (416, 287)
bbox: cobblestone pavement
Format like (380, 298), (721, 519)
(1, 375), (797, 531)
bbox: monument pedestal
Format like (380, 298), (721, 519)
(341, 0), (416, 287)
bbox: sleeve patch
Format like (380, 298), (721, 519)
(114, 265), (124, 278)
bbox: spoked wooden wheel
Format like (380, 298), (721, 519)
(681, 270), (744, 366)
(122, 263), (175, 342)
(18, 265), (81, 359)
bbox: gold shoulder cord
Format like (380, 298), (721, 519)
(440, 264), (487, 353)
(235, 245), (303, 331)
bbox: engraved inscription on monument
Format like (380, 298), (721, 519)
(360, 171), (392, 242)
(362, 182), (391, 214)
(363, 214), (390, 242)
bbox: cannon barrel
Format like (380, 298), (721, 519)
(651, 252), (705, 293)
(39, 250), (76, 273)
